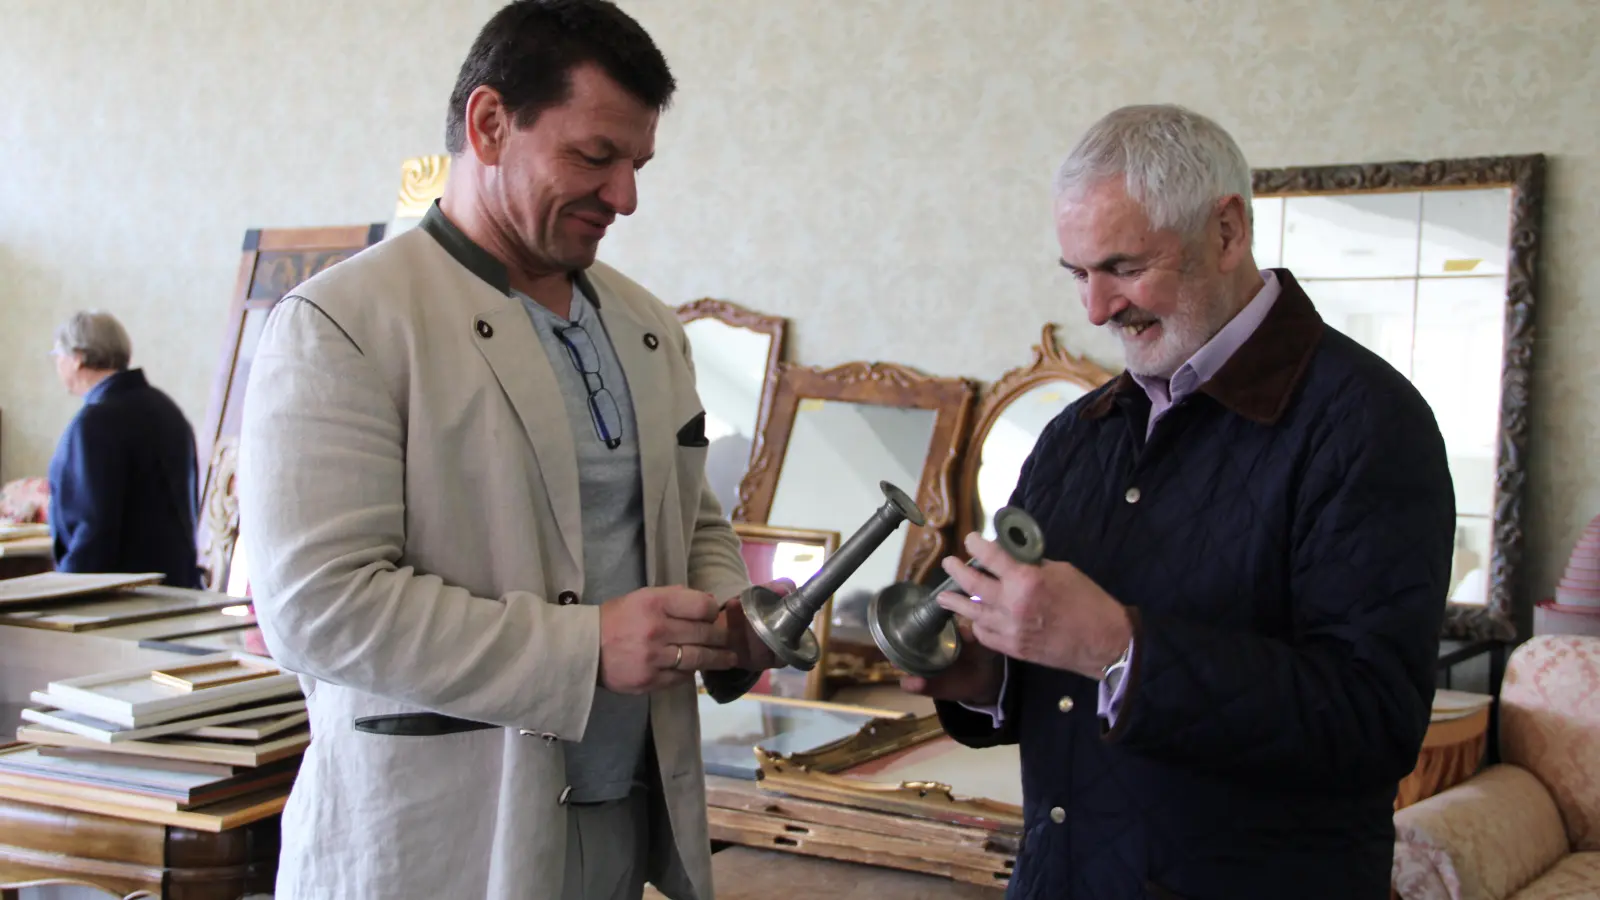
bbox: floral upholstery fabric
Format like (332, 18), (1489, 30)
(1500, 635), (1600, 851)
(0, 476), (50, 524)
(1511, 853), (1600, 900)
(1393, 765), (1570, 900)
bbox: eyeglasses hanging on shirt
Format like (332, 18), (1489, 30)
(553, 322), (624, 450)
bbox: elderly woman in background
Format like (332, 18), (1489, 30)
(48, 310), (201, 588)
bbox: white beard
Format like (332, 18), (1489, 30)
(1115, 281), (1233, 379)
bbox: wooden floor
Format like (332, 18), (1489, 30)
(645, 846), (1004, 900)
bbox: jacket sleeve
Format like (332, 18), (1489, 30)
(238, 298), (600, 740)
(52, 409), (127, 574)
(1104, 393), (1455, 790)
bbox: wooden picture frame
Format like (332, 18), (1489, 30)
(39, 653), (299, 728)
(696, 692), (925, 781)
(197, 224), (385, 589)
(956, 324), (1114, 543)
(0, 587), (239, 632)
(0, 573), (164, 608)
(735, 361), (976, 585)
(1252, 154), (1545, 643)
(733, 523), (839, 700)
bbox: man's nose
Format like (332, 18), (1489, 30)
(1082, 273), (1127, 327)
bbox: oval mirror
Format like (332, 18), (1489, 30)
(957, 325), (1114, 542)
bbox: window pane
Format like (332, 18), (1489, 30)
(1420, 188), (1511, 278)
(1251, 196), (1284, 268)
(1448, 517), (1494, 606)
(1283, 193), (1422, 279)
(1414, 277), (1504, 517)
(1301, 278), (1415, 376)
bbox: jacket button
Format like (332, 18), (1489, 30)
(1058, 696), (1074, 713)
(1124, 486), (1141, 504)
(557, 590), (579, 606)
(558, 786), (572, 806)
(476, 320), (493, 339)
(643, 333), (659, 350)
(1050, 806), (1066, 824)
(541, 732), (558, 743)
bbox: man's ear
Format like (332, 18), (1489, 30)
(1215, 194), (1252, 273)
(464, 85), (510, 166)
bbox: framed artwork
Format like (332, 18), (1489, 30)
(697, 692), (934, 781)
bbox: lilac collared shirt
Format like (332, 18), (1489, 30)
(965, 270), (1282, 727)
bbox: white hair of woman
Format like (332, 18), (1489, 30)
(1054, 104), (1254, 238)
(53, 310), (132, 372)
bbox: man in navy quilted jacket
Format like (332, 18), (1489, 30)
(909, 105), (1455, 899)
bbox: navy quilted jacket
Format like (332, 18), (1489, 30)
(938, 270), (1455, 900)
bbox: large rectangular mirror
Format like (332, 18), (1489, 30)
(1252, 155), (1545, 642)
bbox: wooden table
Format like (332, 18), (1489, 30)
(1395, 705), (1491, 811)
(0, 799), (279, 900)
(0, 538), (51, 581)
(644, 846), (1003, 900)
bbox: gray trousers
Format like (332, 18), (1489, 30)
(561, 787), (651, 900)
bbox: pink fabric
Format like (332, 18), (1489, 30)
(0, 476), (50, 524)
(1500, 634), (1600, 851)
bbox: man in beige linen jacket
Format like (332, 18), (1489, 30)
(237, 2), (785, 898)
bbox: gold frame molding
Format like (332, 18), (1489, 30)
(734, 361), (976, 587)
(956, 323), (1115, 543)
(1253, 154), (1545, 643)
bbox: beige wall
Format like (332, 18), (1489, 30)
(1, 0), (1595, 618)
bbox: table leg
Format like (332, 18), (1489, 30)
(1486, 642), (1508, 765)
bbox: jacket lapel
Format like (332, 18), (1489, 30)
(469, 299), (584, 577)
(587, 283), (670, 583)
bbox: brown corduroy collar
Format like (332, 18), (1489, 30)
(1081, 268), (1325, 426)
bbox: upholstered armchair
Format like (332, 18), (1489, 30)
(1393, 634), (1600, 899)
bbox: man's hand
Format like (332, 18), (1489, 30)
(598, 586), (738, 694)
(899, 616), (1005, 705)
(935, 532), (1133, 680)
(712, 579), (794, 672)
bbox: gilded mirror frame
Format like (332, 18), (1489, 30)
(735, 361), (976, 586)
(956, 324), (1115, 543)
(675, 299), (788, 522)
(1252, 154), (1545, 643)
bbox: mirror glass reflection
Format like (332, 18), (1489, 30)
(683, 318), (774, 514)
(1253, 188), (1511, 604)
(768, 399), (936, 611)
(975, 381), (1090, 539)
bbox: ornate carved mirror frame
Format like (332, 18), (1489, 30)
(734, 361), (976, 587)
(1252, 154), (1545, 642)
(674, 299), (787, 519)
(956, 324), (1115, 543)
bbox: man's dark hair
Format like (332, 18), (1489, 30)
(445, 0), (676, 154)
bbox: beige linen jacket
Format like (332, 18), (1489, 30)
(237, 210), (750, 900)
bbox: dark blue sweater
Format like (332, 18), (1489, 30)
(938, 270), (1455, 900)
(48, 369), (202, 588)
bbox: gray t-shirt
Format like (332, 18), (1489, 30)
(520, 283), (650, 803)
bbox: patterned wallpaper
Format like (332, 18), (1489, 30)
(0, 0), (1596, 618)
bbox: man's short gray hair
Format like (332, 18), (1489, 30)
(54, 310), (132, 371)
(1053, 104), (1254, 237)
